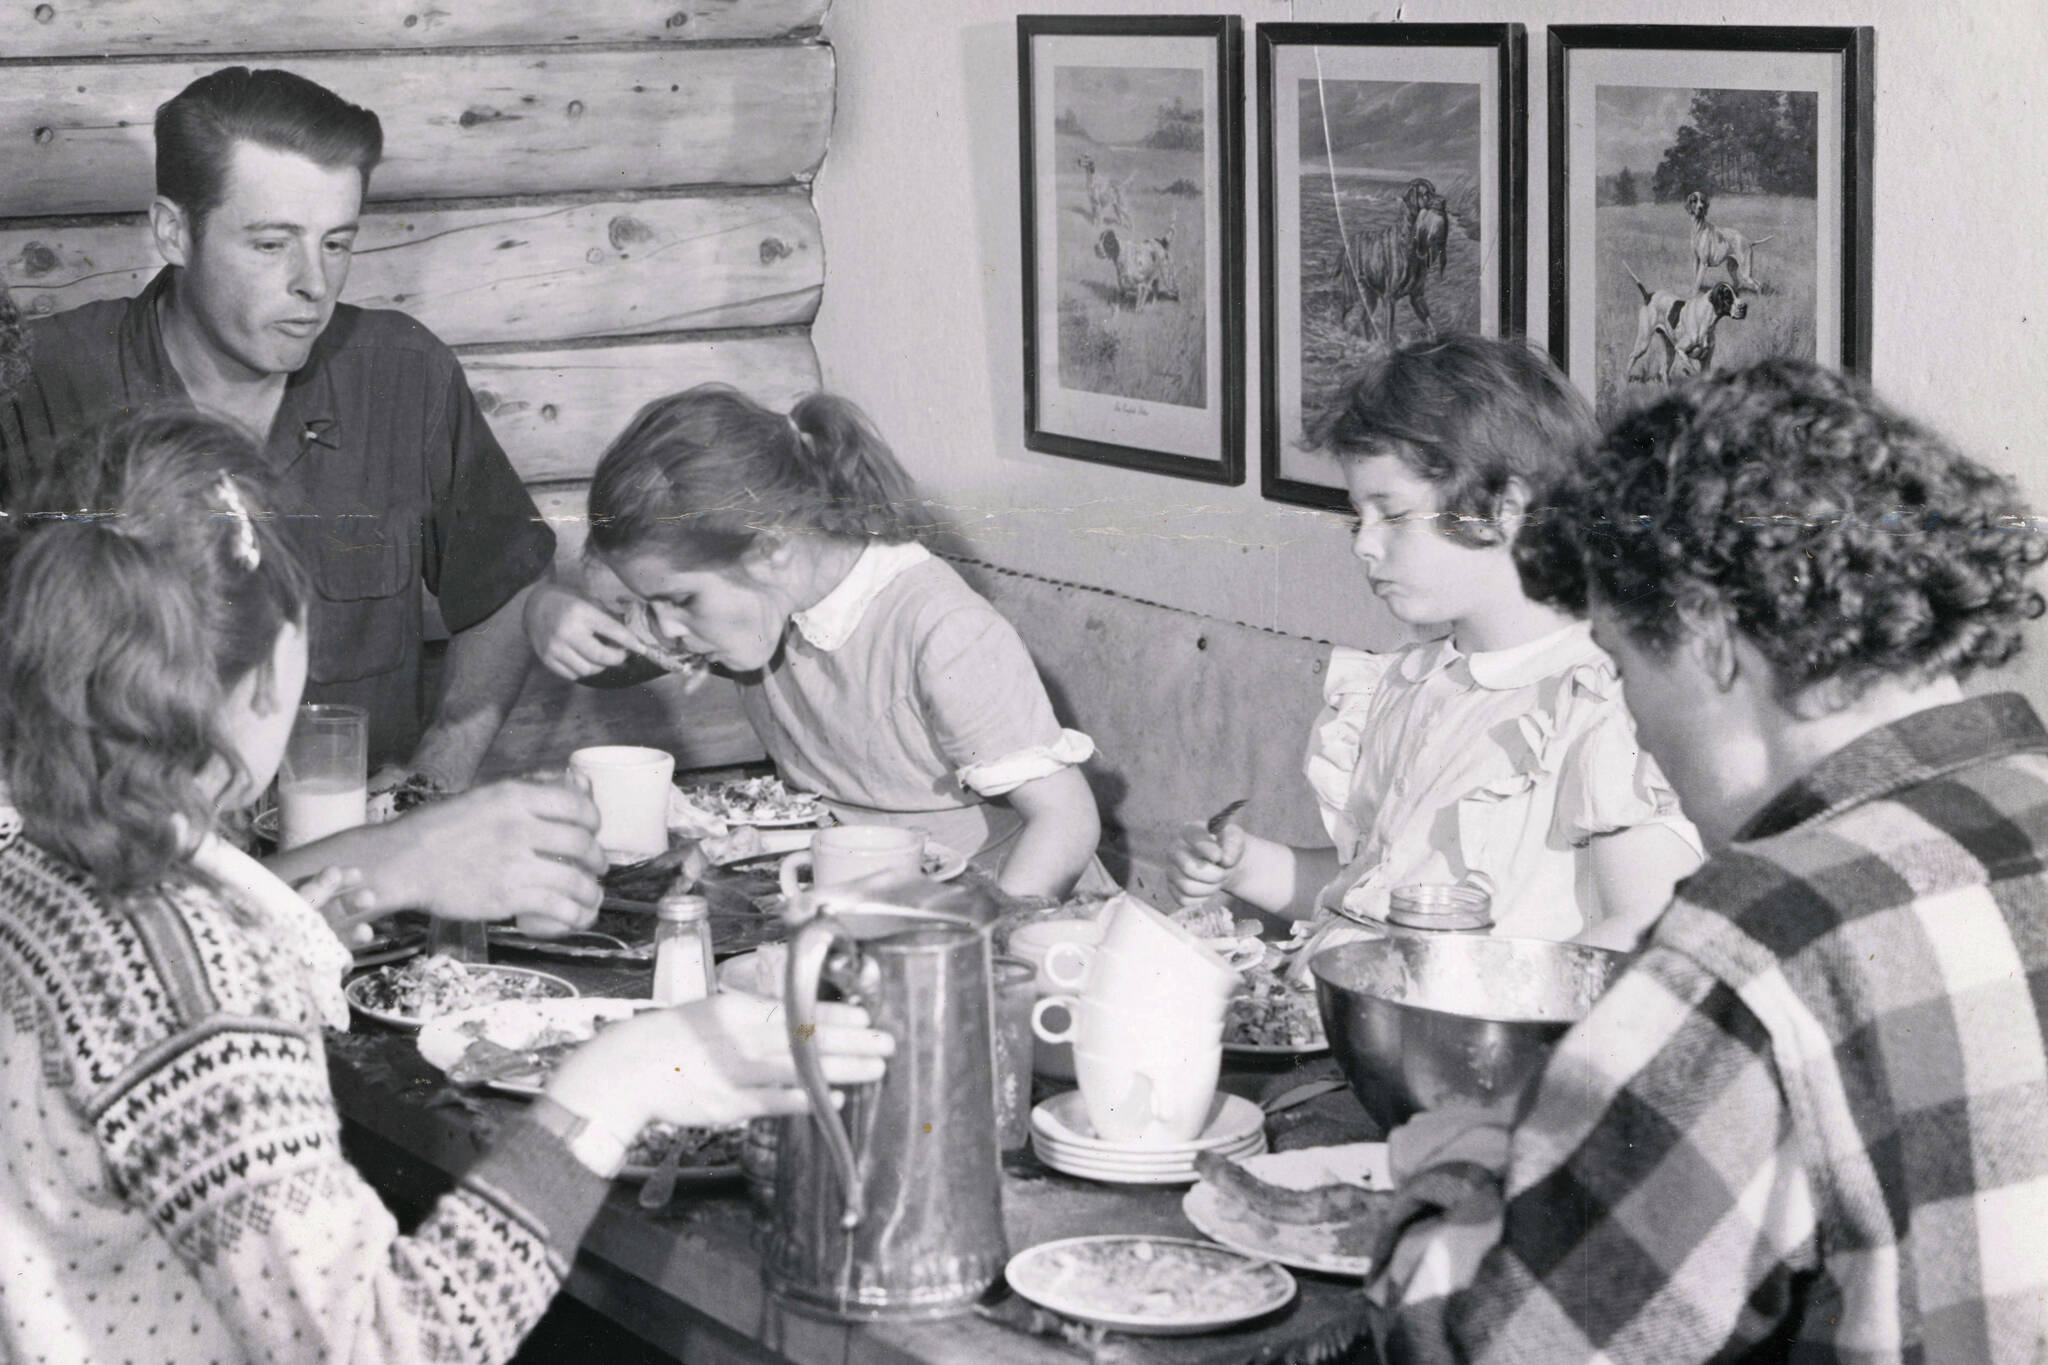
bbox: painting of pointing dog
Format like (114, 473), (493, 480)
(1590, 82), (1818, 420)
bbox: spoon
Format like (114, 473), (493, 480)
(638, 1134), (685, 1210)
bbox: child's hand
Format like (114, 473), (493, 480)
(292, 866), (378, 947)
(524, 582), (641, 680)
(1168, 820), (1247, 906)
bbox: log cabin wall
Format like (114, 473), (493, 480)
(0, 0), (833, 776)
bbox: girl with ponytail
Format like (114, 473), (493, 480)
(0, 409), (889, 1362)
(527, 384), (1104, 898)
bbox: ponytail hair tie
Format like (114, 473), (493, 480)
(214, 473), (261, 570)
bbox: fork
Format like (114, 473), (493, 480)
(1206, 797), (1250, 838)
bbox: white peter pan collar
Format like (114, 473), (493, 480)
(1397, 620), (1598, 691)
(790, 541), (931, 652)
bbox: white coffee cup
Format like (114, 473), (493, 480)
(1006, 918), (1108, 1081)
(779, 824), (926, 895)
(568, 745), (676, 864)
(1069, 1036), (1223, 1145)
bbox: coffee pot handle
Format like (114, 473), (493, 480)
(786, 914), (868, 1230)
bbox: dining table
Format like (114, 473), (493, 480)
(327, 855), (1388, 1365)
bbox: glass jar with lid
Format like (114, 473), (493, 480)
(1386, 883), (1494, 934)
(652, 892), (717, 1005)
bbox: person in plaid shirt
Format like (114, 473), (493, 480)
(1371, 358), (2048, 1362)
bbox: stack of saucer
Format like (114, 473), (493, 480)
(1029, 1091), (1266, 1184)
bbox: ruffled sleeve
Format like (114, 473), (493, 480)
(957, 728), (1097, 797)
(1550, 663), (1702, 854)
(1303, 647), (1400, 858)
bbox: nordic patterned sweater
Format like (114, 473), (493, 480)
(0, 807), (612, 1364)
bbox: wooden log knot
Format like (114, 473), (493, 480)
(33, 4), (55, 23)
(16, 242), (60, 277)
(759, 237), (791, 265)
(458, 106), (519, 129)
(607, 214), (657, 252)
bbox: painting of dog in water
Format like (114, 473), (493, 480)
(1548, 27), (1874, 422)
(1021, 17), (1242, 485)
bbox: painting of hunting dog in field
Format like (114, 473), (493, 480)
(1592, 84), (1818, 420)
(1549, 29), (1873, 425)
(1021, 18), (1241, 484)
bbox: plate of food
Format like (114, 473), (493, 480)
(418, 997), (646, 1093)
(677, 775), (824, 828)
(621, 1120), (745, 1184)
(486, 913), (655, 963)
(345, 955), (576, 1029)
(1224, 963), (1328, 1057)
(351, 914), (430, 969)
(1004, 1235), (1295, 1336)
(1182, 1145), (1393, 1277)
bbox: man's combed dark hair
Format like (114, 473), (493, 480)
(1304, 335), (1598, 548)
(1517, 357), (2046, 697)
(155, 67), (383, 231)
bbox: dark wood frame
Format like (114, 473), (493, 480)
(1256, 23), (1526, 512)
(1018, 14), (1245, 485)
(1546, 25), (1876, 395)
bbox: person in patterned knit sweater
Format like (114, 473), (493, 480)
(0, 409), (893, 1364)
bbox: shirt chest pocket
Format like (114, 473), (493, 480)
(305, 512), (416, 684)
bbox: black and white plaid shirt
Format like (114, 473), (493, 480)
(1384, 692), (2048, 1362)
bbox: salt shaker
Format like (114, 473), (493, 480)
(652, 892), (716, 1005)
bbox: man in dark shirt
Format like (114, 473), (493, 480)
(0, 67), (603, 929)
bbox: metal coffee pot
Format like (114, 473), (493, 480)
(763, 877), (1007, 1320)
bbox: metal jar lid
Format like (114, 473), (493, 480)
(656, 892), (710, 923)
(1386, 883), (1494, 932)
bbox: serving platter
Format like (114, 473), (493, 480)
(344, 961), (576, 1029)
(1004, 1235), (1295, 1336)
(1181, 1144), (1391, 1277)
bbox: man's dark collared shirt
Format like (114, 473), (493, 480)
(1, 269), (555, 766)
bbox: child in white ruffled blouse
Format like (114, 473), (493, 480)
(1169, 338), (1703, 967)
(0, 410), (890, 1365)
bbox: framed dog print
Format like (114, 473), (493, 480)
(1257, 24), (1526, 511)
(1548, 26), (1874, 423)
(1019, 15), (1244, 485)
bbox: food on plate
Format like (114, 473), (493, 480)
(1023, 1238), (1285, 1321)
(350, 955), (564, 1021)
(1192, 1150), (1392, 1227)
(625, 1121), (744, 1172)
(680, 775), (822, 825)
(602, 843), (703, 904)
(1226, 962), (1327, 1048)
(446, 1017), (598, 1086)
(366, 773), (446, 824)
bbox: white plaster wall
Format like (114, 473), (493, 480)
(815, 0), (2048, 694)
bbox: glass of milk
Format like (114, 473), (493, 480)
(278, 704), (368, 850)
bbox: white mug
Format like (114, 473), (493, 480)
(568, 745), (676, 864)
(1070, 1038), (1223, 1145)
(779, 824), (925, 895)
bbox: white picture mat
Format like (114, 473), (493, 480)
(1030, 31), (1223, 461)
(1562, 45), (1846, 392)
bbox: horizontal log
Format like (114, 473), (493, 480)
(0, 46), (834, 217)
(1, 193), (822, 342)
(3, 0), (829, 57)
(467, 334), (822, 484)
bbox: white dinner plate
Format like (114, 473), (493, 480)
(1032, 1132), (1266, 1185)
(1004, 1235), (1295, 1335)
(714, 944), (788, 1000)
(1181, 1143), (1392, 1277)
(344, 963), (576, 1030)
(1221, 1038), (1330, 1059)
(416, 997), (646, 1094)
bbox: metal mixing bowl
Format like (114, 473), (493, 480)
(1309, 933), (1628, 1130)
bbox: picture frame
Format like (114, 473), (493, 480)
(1548, 25), (1875, 424)
(1018, 14), (1245, 485)
(1257, 23), (1526, 512)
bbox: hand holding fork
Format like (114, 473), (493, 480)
(1168, 797), (1250, 909)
